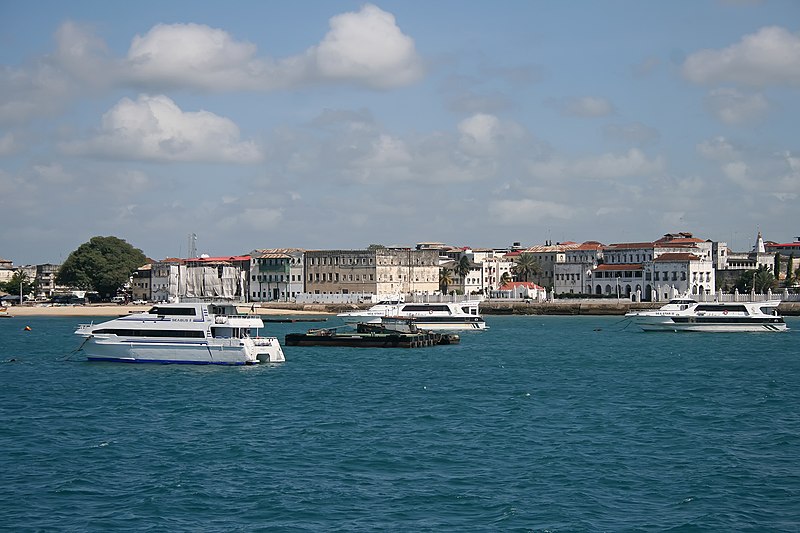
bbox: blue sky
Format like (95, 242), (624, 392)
(1, 0), (798, 264)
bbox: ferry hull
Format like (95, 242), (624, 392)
(81, 336), (285, 364)
(380, 318), (487, 332)
(631, 318), (787, 333)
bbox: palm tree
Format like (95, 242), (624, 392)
(735, 265), (776, 293)
(456, 255), (471, 282)
(439, 267), (454, 294)
(500, 272), (512, 287)
(512, 253), (541, 282)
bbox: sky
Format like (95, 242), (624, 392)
(1, 0), (799, 265)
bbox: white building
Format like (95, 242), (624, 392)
(554, 241), (604, 295)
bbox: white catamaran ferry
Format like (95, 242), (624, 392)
(625, 297), (787, 332)
(338, 300), (486, 331)
(75, 302), (285, 364)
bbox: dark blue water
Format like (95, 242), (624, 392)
(2, 315), (799, 531)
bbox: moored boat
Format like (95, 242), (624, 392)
(337, 300), (486, 331)
(625, 296), (787, 332)
(75, 302), (285, 364)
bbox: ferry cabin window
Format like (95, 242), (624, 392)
(401, 304), (450, 313)
(695, 304), (748, 313)
(148, 306), (197, 316)
(94, 328), (205, 338)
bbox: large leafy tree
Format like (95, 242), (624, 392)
(512, 253), (541, 282)
(57, 236), (147, 298)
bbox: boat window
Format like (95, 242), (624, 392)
(401, 304), (451, 312)
(94, 328), (205, 338)
(695, 304), (748, 313)
(148, 306), (197, 316)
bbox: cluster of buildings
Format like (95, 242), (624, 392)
(2, 232), (798, 304)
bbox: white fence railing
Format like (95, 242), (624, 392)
(292, 292), (484, 305)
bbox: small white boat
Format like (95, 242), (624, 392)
(75, 302), (285, 364)
(625, 297), (787, 332)
(338, 300), (486, 331)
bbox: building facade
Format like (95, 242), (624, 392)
(304, 248), (439, 296)
(249, 249), (304, 302)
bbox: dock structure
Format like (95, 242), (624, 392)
(285, 327), (459, 348)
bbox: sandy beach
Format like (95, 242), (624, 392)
(1, 304), (329, 317)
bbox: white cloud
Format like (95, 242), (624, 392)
(458, 113), (524, 157)
(123, 4), (422, 91)
(697, 136), (741, 161)
(310, 4), (423, 89)
(33, 163), (73, 185)
(682, 26), (800, 87)
(0, 133), (18, 156)
(723, 160), (751, 188)
(562, 96), (614, 117)
(126, 23), (264, 90)
(488, 198), (575, 225)
(528, 149), (664, 181)
(705, 88), (768, 125)
(60, 94), (262, 163)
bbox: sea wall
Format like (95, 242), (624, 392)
(258, 300), (800, 317)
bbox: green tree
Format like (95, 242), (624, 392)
(1, 270), (34, 300)
(57, 236), (147, 298)
(439, 267), (453, 294)
(733, 265), (776, 293)
(774, 252), (781, 282)
(500, 271), (512, 286)
(786, 254), (795, 286)
(366, 244), (386, 251)
(512, 253), (541, 282)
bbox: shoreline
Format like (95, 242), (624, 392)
(1, 304), (330, 317)
(4, 300), (799, 317)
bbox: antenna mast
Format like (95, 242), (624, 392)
(188, 233), (197, 259)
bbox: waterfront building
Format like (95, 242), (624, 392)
(554, 241), (604, 295)
(519, 241), (580, 289)
(765, 237), (800, 256)
(595, 233), (715, 300)
(33, 263), (64, 300)
(131, 264), (152, 302)
(305, 248), (439, 296)
(249, 248), (304, 302)
(150, 256), (249, 302)
(491, 281), (547, 301)
(0, 257), (13, 285)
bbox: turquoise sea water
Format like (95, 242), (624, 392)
(1, 314), (799, 531)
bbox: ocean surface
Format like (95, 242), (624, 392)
(1, 314), (799, 532)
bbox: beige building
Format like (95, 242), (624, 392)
(305, 248), (439, 296)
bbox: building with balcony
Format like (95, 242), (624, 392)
(249, 248), (304, 301)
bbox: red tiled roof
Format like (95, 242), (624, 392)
(573, 241), (604, 250)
